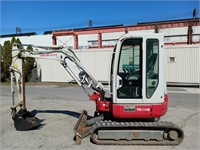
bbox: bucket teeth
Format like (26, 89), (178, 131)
(12, 109), (43, 131)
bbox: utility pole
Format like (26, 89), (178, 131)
(89, 19), (92, 28)
(193, 8), (196, 19)
(16, 27), (21, 34)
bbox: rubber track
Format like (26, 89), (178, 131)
(90, 121), (184, 145)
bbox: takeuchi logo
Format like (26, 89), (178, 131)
(40, 53), (58, 57)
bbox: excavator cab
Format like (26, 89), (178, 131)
(110, 33), (167, 119)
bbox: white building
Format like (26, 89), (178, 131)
(1, 18), (200, 86)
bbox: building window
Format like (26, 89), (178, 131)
(168, 57), (176, 63)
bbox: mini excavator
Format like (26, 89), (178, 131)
(9, 33), (184, 145)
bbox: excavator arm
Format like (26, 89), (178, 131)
(10, 43), (105, 131)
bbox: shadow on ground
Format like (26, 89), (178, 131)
(34, 109), (93, 119)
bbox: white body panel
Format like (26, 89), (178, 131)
(112, 33), (165, 104)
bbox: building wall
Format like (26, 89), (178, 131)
(165, 44), (200, 85)
(1, 26), (199, 48)
(56, 35), (74, 48)
(0, 22), (199, 86)
(75, 26), (199, 48)
(36, 48), (113, 82)
(0, 34), (52, 46)
(76, 48), (113, 82)
(39, 45), (200, 87)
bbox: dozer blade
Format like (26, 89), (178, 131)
(73, 110), (94, 144)
(12, 109), (43, 131)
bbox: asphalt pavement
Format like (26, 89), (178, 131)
(0, 85), (199, 150)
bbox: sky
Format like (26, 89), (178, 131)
(0, 0), (199, 35)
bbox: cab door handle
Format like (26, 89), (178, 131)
(119, 79), (123, 86)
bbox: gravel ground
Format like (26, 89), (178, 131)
(0, 85), (200, 150)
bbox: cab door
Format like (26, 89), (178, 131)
(113, 38), (143, 103)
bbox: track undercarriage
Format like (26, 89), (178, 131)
(74, 110), (184, 145)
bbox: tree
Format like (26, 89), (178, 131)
(1, 40), (12, 82)
(0, 44), (5, 81)
(0, 37), (35, 82)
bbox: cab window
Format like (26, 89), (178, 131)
(146, 39), (159, 98)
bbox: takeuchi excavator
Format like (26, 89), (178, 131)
(10, 33), (184, 145)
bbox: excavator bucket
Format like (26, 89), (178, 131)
(12, 109), (43, 131)
(73, 110), (94, 144)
